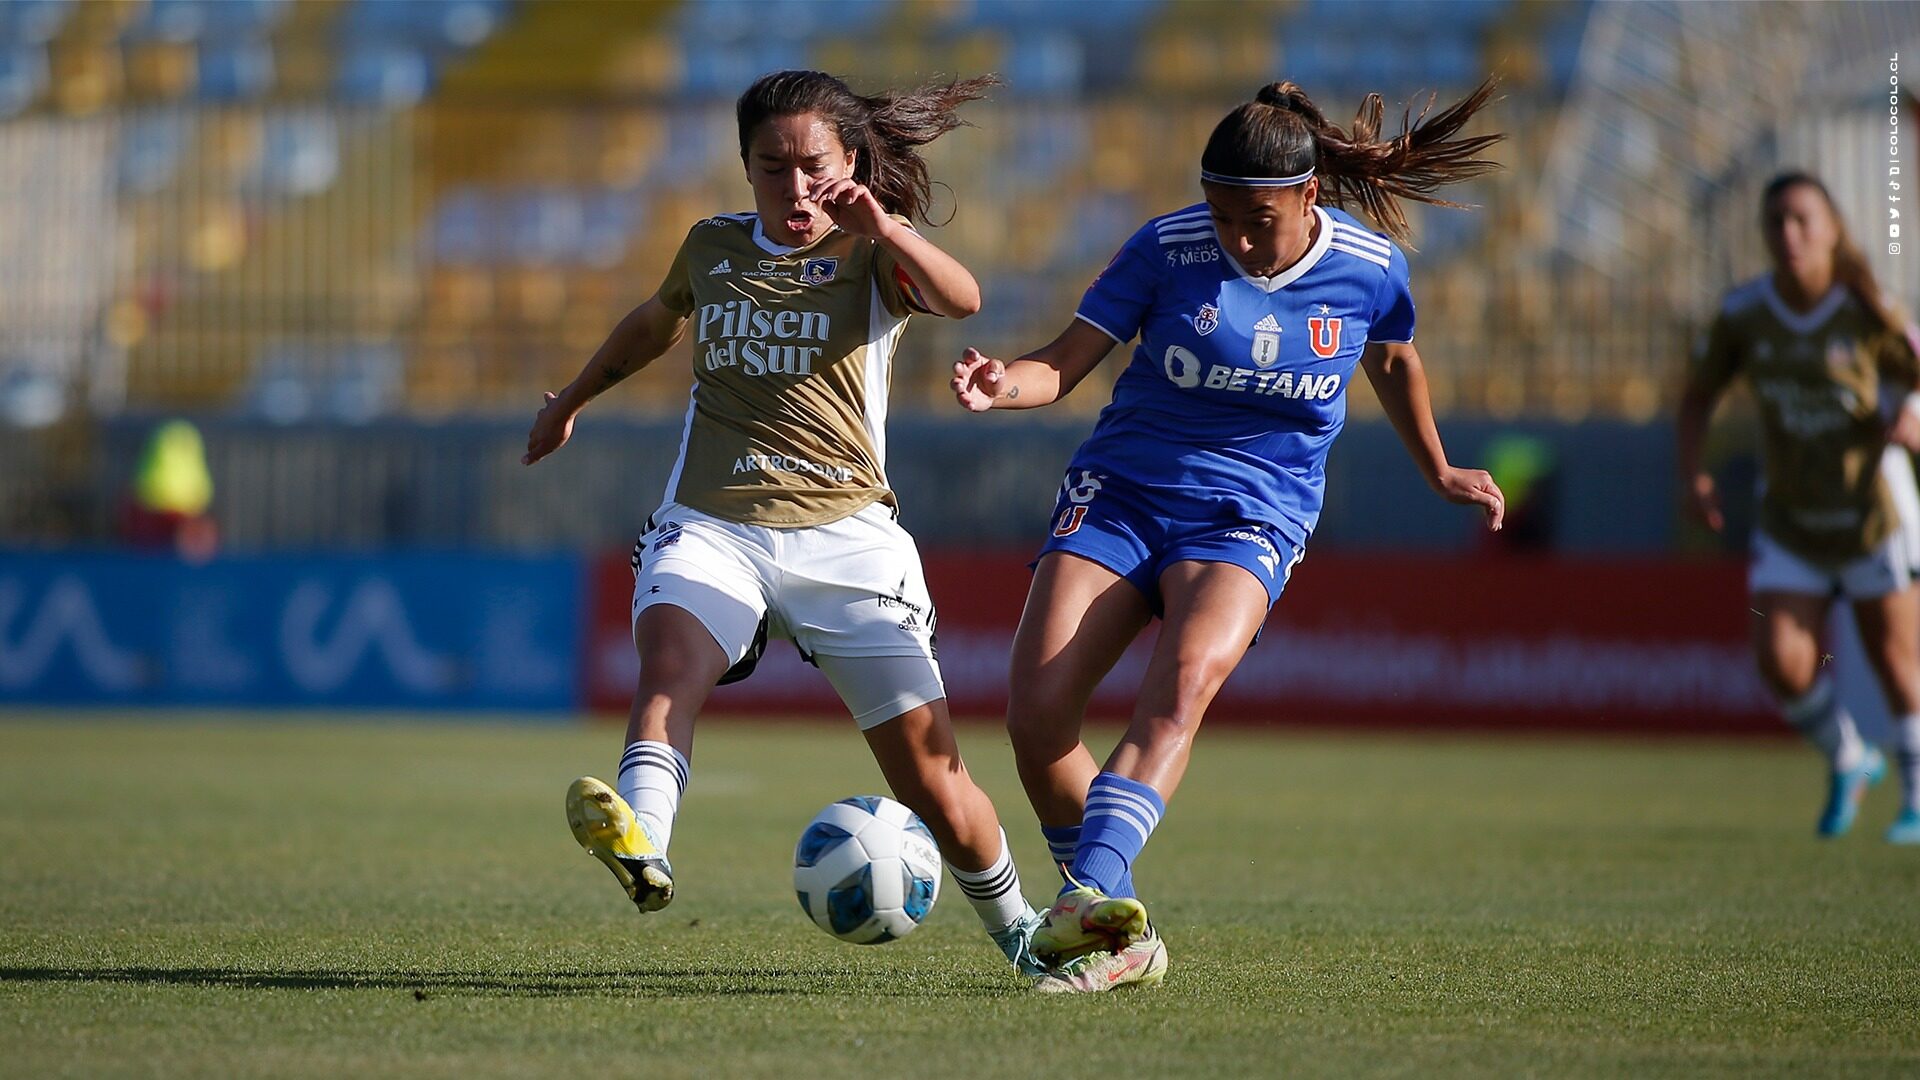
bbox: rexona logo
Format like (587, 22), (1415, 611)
(697, 299), (830, 376)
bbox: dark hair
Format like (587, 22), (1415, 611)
(1762, 171), (1904, 334)
(1201, 79), (1504, 245)
(736, 70), (998, 225)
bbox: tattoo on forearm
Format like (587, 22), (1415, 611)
(597, 362), (631, 391)
(1006, 385), (1019, 400)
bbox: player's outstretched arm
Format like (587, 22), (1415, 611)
(952, 320), (1117, 412)
(523, 294), (687, 465)
(1361, 341), (1504, 531)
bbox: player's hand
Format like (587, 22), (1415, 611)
(809, 177), (891, 239)
(1685, 471), (1724, 532)
(951, 347), (1006, 412)
(1438, 466), (1505, 531)
(523, 391), (577, 465)
(1890, 401), (1920, 452)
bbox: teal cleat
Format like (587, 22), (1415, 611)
(990, 908), (1050, 977)
(1817, 747), (1885, 838)
(1887, 807), (1920, 845)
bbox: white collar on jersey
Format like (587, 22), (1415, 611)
(1216, 206), (1334, 293)
(751, 214), (841, 257)
(1761, 277), (1847, 335)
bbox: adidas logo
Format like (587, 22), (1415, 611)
(1254, 314), (1281, 333)
(708, 259), (732, 275)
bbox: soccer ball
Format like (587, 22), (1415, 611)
(792, 795), (941, 944)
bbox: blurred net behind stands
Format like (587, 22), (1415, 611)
(2, 0), (1918, 548)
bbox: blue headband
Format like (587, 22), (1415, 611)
(1199, 167), (1315, 187)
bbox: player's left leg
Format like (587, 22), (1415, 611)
(1032, 559), (1271, 992)
(783, 505), (1043, 971)
(840, 680), (1052, 976)
(1849, 584), (1920, 843)
(1072, 560), (1270, 895)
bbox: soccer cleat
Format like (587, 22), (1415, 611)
(990, 909), (1050, 977)
(565, 776), (674, 912)
(1027, 883), (1149, 965)
(1887, 807), (1920, 845)
(1032, 926), (1169, 994)
(1817, 747), (1886, 838)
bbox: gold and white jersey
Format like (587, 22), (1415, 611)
(656, 212), (930, 527)
(1694, 276), (1920, 564)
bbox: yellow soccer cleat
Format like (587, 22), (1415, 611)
(1033, 926), (1169, 994)
(1027, 882), (1150, 966)
(565, 776), (674, 913)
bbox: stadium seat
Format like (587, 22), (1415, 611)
(121, 0), (208, 45)
(333, 45), (432, 106)
(1005, 32), (1086, 95)
(116, 112), (194, 194)
(0, 0), (72, 47)
(431, 188), (493, 264)
(196, 42), (275, 102)
(337, 0), (510, 52)
(198, 0), (291, 42)
(503, 188), (586, 266)
(0, 46), (49, 117)
(246, 342), (403, 423)
(256, 113), (339, 196)
(579, 189), (642, 269)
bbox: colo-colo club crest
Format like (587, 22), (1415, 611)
(800, 257), (838, 285)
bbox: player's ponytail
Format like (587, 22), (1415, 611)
(1204, 79), (1504, 245)
(1763, 172), (1908, 336)
(737, 70), (998, 225)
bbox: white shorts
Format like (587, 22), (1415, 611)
(631, 500), (944, 727)
(1749, 528), (1914, 600)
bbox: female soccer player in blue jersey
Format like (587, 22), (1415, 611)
(952, 80), (1507, 991)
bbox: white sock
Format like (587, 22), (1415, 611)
(1780, 680), (1865, 773)
(617, 740), (688, 852)
(1897, 713), (1920, 813)
(947, 828), (1035, 934)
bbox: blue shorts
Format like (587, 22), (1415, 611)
(1036, 468), (1305, 616)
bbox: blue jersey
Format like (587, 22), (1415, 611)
(1070, 203), (1415, 549)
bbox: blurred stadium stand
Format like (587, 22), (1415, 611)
(2, 0), (1919, 551)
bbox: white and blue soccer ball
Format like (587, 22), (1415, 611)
(793, 795), (941, 944)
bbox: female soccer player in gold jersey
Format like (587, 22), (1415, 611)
(524, 70), (1058, 973)
(1679, 172), (1920, 843)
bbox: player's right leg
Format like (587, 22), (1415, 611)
(1004, 552), (1157, 964)
(568, 510), (769, 911)
(1846, 578), (1920, 843)
(1749, 552), (1871, 836)
(1007, 551), (1154, 881)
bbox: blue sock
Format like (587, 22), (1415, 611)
(1041, 824), (1080, 881)
(1069, 772), (1164, 900)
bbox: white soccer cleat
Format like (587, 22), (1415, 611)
(1033, 926), (1169, 994)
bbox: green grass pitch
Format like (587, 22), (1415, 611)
(3, 715), (1918, 1078)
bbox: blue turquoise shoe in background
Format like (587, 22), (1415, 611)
(1817, 747), (1885, 838)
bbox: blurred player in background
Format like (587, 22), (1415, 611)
(1678, 172), (1920, 844)
(524, 70), (1054, 977)
(952, 79), (1506, 991)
